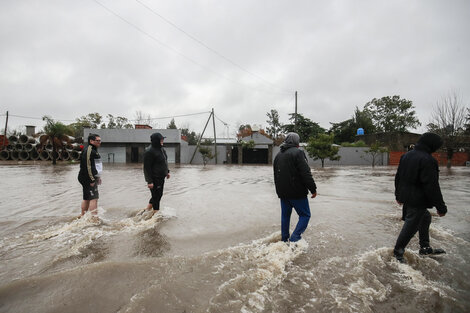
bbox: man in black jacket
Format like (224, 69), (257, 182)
(273, 132), (317, 242)
(142, 133), (170, 217)
(393, 132), (447, 263)
(78, 133), (102, 217)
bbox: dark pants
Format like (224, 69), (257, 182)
(394, 204), (431, 256)
(149, 177), (165, 211)
(280, 198), (311, 242)
(78, 177), (99, 200)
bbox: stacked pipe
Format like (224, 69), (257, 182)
(0, 134), (84, 162)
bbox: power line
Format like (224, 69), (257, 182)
(135, 0), (291, 95)
(7, 114), (75, 122)
(4, 111), (212, 124)
(92, 0), (289, 96)
(129, 111), (211, 122)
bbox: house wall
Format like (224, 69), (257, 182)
(272, 146), (389, 167)
(99, 145), (127, 163)
(99, 143), (177, 163)
(186, 145), (227, 164)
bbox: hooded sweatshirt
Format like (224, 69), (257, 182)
(273, 132), (317, 198)
(143, 133), (169, 183)
(395, 132), (447, 214)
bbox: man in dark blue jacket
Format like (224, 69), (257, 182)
(273, 132), (317, 242)
(142, 133), (170, 217)
(393, 132), (447, 263)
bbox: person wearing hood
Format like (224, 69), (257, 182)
(273, 132), (317, 243)
(142, 132), (170, 217)
(393, 132), (448, 263)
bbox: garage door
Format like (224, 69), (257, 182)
(165, 147), (175, 164)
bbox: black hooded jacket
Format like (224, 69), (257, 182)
(143, 133), (169, 183)
(395, 133), (447, 214)
(273, 133), (317, 199)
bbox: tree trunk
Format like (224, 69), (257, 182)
(52, 136), (57, 165)
(321, 159), (325, 168)
(446, 148), (454, 168)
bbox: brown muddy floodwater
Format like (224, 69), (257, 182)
(0, 163), (469, 313)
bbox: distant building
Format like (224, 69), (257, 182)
(83, 128), (184, 163)
(356, 131), (421, 151)
(228, 131), (273, 164)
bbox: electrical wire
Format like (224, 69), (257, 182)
(135, 0), (291, 95)
(93, 0), (289, 96)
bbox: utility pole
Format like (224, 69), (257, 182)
(3, 111), (8, 148)
(189, 111), (213, 164)
(212, 108), (217, 164)
(294, 91), (298, 133)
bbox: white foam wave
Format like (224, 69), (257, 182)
(0, 206), (176, 266)
(208, 232), (308, 313)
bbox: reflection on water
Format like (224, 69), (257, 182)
(0, 164), (469, 312)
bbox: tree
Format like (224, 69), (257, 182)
(329, 107), (376, 144)
(266, 109), (282, 141)
(305, 133), (340, 168)
(105, 114), (133, 129)
(427, 92), (468, 168)
(69, 112), (103, 137)
(466, 108), (470, 135)
(41, 116), (73, 165)
(167, 118), (177, 129)
(283, 113), (325, 142)
(364, 96), (421, 132)
(199, 146), (214, 166)
(362, 141), (388, 167)
(237, 124), (252, 139)
(181, 128), (198, 145)
(134, 110), (151, 126)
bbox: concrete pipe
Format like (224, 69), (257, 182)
(0, 150), (10, 160)
(30, 148), (40, 160)
(71, 143), (83, 151)
(24, 143), (35, 152)
(6, 144), (14, 151)
(19, 135), (36, 144)
(19, 151), (30, 161)
(45, 143), (53, 151)
(51, 150), (60, 160)
(15, 143), (24, 151)
(39, 150), (50, 161)
(8, 135), (18, 143)
(70, 150), (80, 160)
(74, 137), (84, 144)
(65, 135), (75, 143)
(11, 150), (20, 160)
(61, 150), (70, 161)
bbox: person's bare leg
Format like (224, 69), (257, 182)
(88, 199), (98, 216)
(81, 200), (90, 216)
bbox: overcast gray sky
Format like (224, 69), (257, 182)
(1, 0), (469, 138)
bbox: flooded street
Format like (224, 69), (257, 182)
(0, 164), (469, 312)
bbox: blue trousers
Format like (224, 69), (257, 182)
(280, 198), (311, 242)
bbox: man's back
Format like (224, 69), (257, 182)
(274, 144), (316, 199)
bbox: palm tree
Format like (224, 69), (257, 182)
(40, 116), (73, 165)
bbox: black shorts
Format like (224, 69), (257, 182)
(79, 179), (99, 200)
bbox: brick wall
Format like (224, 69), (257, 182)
(389, 151), (469, 166)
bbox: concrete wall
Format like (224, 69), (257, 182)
(99, 146), (127, 163)
(185, 145), (227, 164)
(272, 146), (389, 167)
